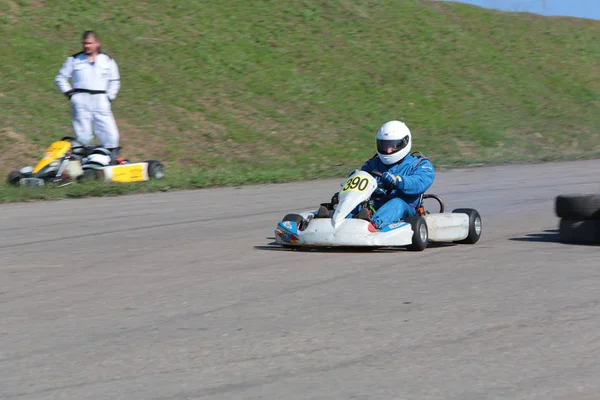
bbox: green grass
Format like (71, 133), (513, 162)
(1, 0), (599, 202)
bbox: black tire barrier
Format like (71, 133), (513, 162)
(555, 194), (600, 220)
(555, 194), (600, 245)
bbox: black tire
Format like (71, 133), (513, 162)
(282, 214), (304, 224)
(407, 216), (428, 251)
(280, 214), (306, 247)
(452, 208), (482, 244)
(146, 160), (165, 180)
(82, 169), (99, 181)
(559, 219), (600, 245)
(7, 171), (23, 186)
(555, 194), (600, 220)
(281, 213), (307, 231)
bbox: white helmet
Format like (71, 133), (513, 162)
(376, 120), (412, 165)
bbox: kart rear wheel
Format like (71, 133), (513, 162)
(146, 160), (165, 180)
(407, 216), (428, 251)
(7, 170), (23, 186)
(452, 208), (482, 244)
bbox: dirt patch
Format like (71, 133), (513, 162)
(115, 119), (169, 161)
(338, 0), (371, 20)
(455, 139), (478, 157)
(0, 128), (40, 175)
(1, 0), (19, 22)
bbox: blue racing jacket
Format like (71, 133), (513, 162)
(360, 152), (435, 208)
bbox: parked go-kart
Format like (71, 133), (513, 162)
(274, 169), (482, 251)
(7, 136), (165, 187)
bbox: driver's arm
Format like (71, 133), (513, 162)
(360, 157), (376, 172)
(399, 160), (435, 195)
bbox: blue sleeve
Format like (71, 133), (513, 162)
(360, 157), (377, 172)
(342, 158), (375, 180)
(399, 159), (435, 195)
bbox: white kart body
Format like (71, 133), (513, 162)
(274, 170), (472, 248)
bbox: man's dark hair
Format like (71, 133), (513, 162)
(82, 30), (99, 41)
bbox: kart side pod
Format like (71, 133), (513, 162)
(423, 213), (470, 242)
(99, 162), (158, 183)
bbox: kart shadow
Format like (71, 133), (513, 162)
(255, 243), (404, 253)
(509, 229), (560, 243)
(255, 240), (458, 253)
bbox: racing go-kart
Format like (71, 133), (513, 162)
(7, 136), (165, 187)
(274, 169), (482, 251)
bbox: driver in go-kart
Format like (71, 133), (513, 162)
(315, 120), (435, 229)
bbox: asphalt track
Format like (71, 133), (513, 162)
(1, 159), (599, 400)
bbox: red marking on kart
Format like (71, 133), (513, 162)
(368, 223), (377, 232)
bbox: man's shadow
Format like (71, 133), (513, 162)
(509, 229), (560, 243)
(510, 229), (600, 246)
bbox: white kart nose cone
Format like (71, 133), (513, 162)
(20, 166), (34, 174)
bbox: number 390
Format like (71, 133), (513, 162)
(342, 176), (369, 192)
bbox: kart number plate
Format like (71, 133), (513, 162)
(341, 176), (370, 193)
(110, 164), (146, 182)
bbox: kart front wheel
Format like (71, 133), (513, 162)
(7, 171), (23, 186)
(407, 216), (428, 251)
(281, 213), (308, 231)
(452, 208), (482, 244)
(282, 214), (304, 224)
(82, 169), (100, 181)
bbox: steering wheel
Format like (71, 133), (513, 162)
(365, 170), (446, 213)
(365, 170), (382, 178)
(363, 170), (391, 190)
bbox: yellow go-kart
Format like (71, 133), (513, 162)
(7, 136), (165, 187)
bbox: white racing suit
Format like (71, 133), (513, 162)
(55, 52), (121, 152)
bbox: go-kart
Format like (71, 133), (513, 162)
(274, 170), (482, 251)
(7, 136), (165, 187)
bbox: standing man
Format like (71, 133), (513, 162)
(55, 30), (122, 161)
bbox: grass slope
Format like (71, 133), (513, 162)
(1, 0), (599, 202)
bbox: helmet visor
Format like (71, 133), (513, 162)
(377, 136), (409, 155)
